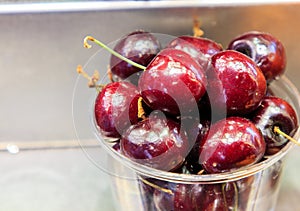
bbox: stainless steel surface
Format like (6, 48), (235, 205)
(2, 2), (300, 142)
(1, 2), (300, 210)
(0, 147), (114, 211)
(0, 146), (299, 210)
(1, 1), (300, 14)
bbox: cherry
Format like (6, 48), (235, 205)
(227, 31), (286, 81)
(152, 182), (177, 210)
(173, 184), (198, 210)
(153, 182), (204, 211)
(194, 183), (237, 211)
(207, 50), (267, 116)
(152, 181), (237, 211)
(110, 30), (161, 83)
(120, 112), (189, 171)
(199, 116), (266, 174)
(94, 81), (140, 138)
(249, 96), (298, 155)
(139, 48), (207, 116)
(166, 35), (223, 71)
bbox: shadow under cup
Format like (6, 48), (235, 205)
(94, 76), (300, 211)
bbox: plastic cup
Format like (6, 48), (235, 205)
(91, 75), (300, 211)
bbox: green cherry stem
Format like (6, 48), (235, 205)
(84, 36), (147, 71)
(273, 126), (300, 146)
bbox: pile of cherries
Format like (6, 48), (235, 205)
(81, 29), (299, 210)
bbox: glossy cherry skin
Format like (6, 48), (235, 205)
(120, 114), (189, 171)
(153, 183), (204, 211)
(110, 30), (161, 83)
(94, 81), (140, 138)
(152, 181), (237, 211)
(153, 182), (197, 211)
(228, 31), (286, 81)
(199, 116), (266, 174)
(139, 48), (207, 116)
(249, 96), (298, 155)
(207, 50), (267, 116)
(166, 35), (223, 71)
(194, 183), (237, 211)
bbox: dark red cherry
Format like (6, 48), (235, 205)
(152, 182), (177, 210)
(173, 184), (198, 210)
(207, 50), (267, 116)
(94, 81), (140, 138)
(199, 116), (266, 174)
(153, 182), (204, 211)
(193, 183), (237, 211)
(166, 35), (223, 71)
(110, 30), (161, 83)
(153, 182), (237, 211)
(120, 113), (189, 171)
(228, 31), (286, 81)
(139, 48), (207, 116)
(250, 96), (298, 155)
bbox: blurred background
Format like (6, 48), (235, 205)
(1, 1), (300, 210)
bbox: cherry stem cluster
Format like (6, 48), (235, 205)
(76, 65), (103, 91)
(83, 36), (147, 71)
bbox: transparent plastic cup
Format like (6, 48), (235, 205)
(91, 75), (300, 211)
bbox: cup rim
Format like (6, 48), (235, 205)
(92, 75), (300, 184)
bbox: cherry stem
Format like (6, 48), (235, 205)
(197, 169), (205, 175)
(273, 126), (300, 146)
(83, 36), (147, 71)
(137, 97), (146, 120)
(106, 65), (115, 83)
(193, 18), (204, 37)
(140, 177), (173, 195)
(222, 182), (238, 211)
